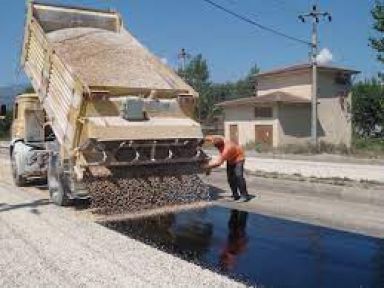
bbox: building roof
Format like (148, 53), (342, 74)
(256, 63), (360, 78)
(217, 91), (310, 107)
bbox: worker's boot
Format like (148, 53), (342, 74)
(236, 195), (252, 203)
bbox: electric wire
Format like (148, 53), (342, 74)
(201, 0), (311, 46)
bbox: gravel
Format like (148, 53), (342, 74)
(85, 164), (210, 215)
(47, 27), (194, 93)
(0, 177), (244, 288)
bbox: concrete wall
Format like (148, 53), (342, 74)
(317, 72), (352, 147)
(257, 71), (311, 99)
(277, 104), (312, 145)
(223, 105), (279, 147)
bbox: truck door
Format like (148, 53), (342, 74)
(25, 110), (45, 142)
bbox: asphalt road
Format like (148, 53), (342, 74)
(205, 171), (384, 238)
(2, 151), (384, 287)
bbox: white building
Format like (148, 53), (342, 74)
(218, 64), (360, 148)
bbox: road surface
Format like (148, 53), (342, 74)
(0, 156), (242, 288)
(207, 149), (384, 182)
(1, 152), (384, 287)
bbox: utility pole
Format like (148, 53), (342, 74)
(178, 48), (188, 75)
(299, 5), (331, 146)
(177, 48), (202, 123)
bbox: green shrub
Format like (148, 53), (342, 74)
(0, 110), (12, 140)
(352, 136), (384, 157)
(244, 141), (352, 155)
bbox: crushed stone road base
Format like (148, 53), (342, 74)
(85, 164), (209, 215)
(0, 181), (243, 288)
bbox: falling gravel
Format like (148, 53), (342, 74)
(85, 164), (210, 215)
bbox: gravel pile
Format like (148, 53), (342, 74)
(47, 27), (194, 93)
(84, 164), (209, 215)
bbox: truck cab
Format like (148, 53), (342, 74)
(10, 94), (51, 186)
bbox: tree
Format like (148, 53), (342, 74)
(233, 64), (259, 99)
(23, 85), (35, 94)
(370, 1), (384, 64)
(178, 54), (259, 123)
(0, 109), (13, 139)
(210, 82), (236, 103)
(183, 54), (210, 92)
(179, 54), (219, 123)
(352, 79), (384, 137)
(210, 64), (259, 102)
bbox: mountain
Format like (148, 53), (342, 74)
(0, 84), (30, 107)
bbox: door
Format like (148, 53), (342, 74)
(255, 125), (273, 147)
(229, 124), (239, 144)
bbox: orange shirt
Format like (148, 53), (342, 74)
(219, 141), (245, 165)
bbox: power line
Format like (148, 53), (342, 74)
(201, 0), (311, 46)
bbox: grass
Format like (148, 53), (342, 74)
(245, 137), (384, 158)
(246, 141), (350, 155)
(351, 137), (384, 157)
(247, 169), (384, 187)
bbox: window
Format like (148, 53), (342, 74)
(334, 73), (351, 86)
(254, 107), (272, 118)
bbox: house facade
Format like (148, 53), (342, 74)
(218, 64), (360, 148)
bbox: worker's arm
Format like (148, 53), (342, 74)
(205, 156), (225, 169)
(202, 148), (229, 170)
(204, 135), (215, 143)
(201, 135), (227, 172)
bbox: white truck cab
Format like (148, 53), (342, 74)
(10, 94), (51, 186)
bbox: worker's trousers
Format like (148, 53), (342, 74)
(226, 160), (249, 199)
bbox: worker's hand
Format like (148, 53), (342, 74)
(200, 162), (209, 170)
(204, 135), (214, 143)
(200, 162), (211, 176)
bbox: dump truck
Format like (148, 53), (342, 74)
(11, 2), (207, 206)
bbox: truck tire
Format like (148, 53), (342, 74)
(48, 153), (71, 206)
(11, 152), (26, 187)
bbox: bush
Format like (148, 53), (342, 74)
(279, 143), (317, 154)
(352, 79), (384, 137)
(245, 141), (272, 153)
(352, 136), (384, 157)
(0, 110), (12, 140)
(244, 141), (351, 155)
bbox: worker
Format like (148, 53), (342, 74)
(203, 135), (251, 202)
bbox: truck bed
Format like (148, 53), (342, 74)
(47, 27), (192, 92)
(22, 2), (198, 151)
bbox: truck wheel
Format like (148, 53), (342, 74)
(11, 153), (26, 187)
(48, 154), (71, 206)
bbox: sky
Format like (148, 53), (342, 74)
(0, 0), (380, 87)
